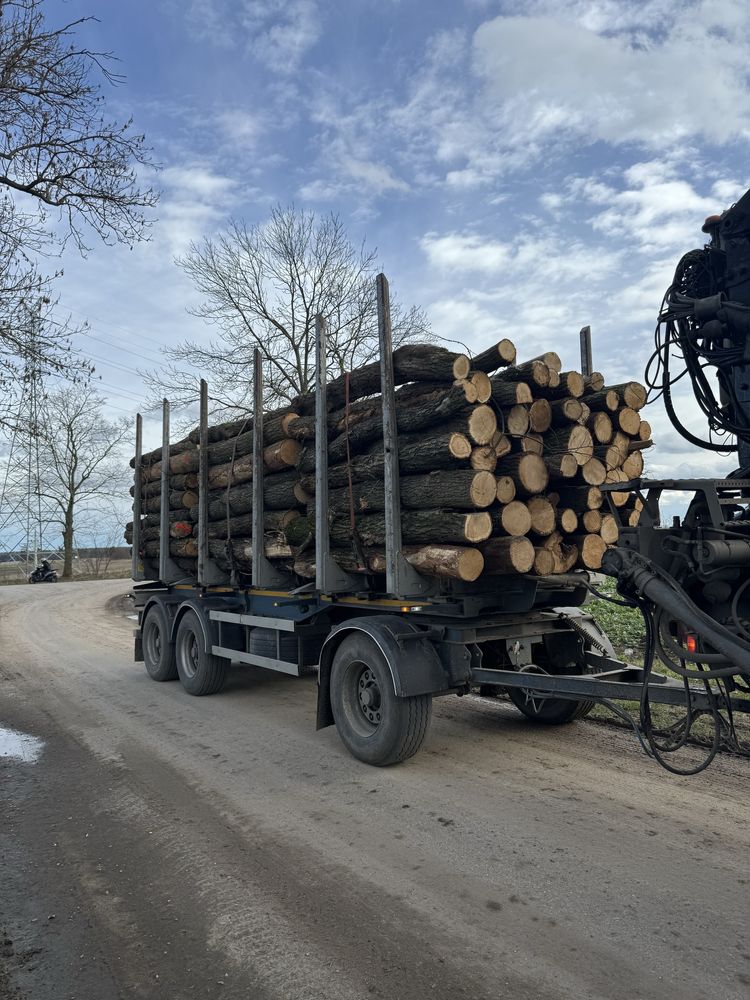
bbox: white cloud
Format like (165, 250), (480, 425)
(421, 232), (510, 274)
(472, 3), (750, 148)
(215, 109), (264, 150)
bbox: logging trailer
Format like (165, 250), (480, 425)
(130, 197), (750, 771)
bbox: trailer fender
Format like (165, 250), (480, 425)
(316, 616), (449, 730)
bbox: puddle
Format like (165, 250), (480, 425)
(0, 725), (44, 763)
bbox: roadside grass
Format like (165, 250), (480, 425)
(586, 578), (750, 750)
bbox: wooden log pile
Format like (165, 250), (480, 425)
(125, 340), (649, 584)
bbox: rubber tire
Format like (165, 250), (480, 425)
(508, 684), (592, 724)
(248, 627), (298, 662)
(175, 610), (228, 696)
(330, 633), (432, 766)
(142, 603), (177, 681)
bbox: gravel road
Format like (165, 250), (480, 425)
(1, 580), (748, 1000)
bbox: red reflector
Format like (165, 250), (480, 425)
(686, 634), (697, 654)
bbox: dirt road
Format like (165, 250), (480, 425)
(1, 581), (748, 1000)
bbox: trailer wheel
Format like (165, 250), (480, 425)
(142, 604), (177, 682)
(330, 633), (432, 766)
(175, 610), (228, 696)
(507, 663), (593, 725)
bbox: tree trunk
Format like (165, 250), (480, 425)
(62, 500), (74, 579)
(549, 397), (583, 425)
(606, 382), (647, 410)
(489, 379), (533, 407)
(493, 360), (550, 387)
(495, 453), (549, 496)
(544, 425), (593, 465)
(325, 469), (497, 514)
(581, 389), (619, 412)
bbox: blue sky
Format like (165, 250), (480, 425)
(48, 0), (750, 483)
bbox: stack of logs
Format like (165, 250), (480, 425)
(125, 341), (649, 584)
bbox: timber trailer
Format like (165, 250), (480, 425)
(131, 242), (750, 772)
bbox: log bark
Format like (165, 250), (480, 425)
(495, 453), (549, 496)
(538, 371), (585, 399)
(493, 360), (550, 388)
(549, 397), (583, 425)
(470, 339), (517, 373)
(397, 545), (484, 581)
(581, 389), (619, 412)
(627, 440), (653, 452)
(293, 344), (471, 413)
(544, 453), (578, 481)
(489, 379), (533, 407)
(583, 372), (605, 392)
(299, 429), (473, 492)
(592, 444), (626, 470)
(325, 469), (497, 514)
(527, 351), (561, 373)
(554, 486), (603, 511)
(481, 536), (535, 574)
(606, 382), (647, 410)
(328, 509), (493, 546)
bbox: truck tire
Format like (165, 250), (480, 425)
(142, 603), (177, 682)
(330, 633), (432, 766)
(507, 683), (592, 724)
(175, 610), (228, 696)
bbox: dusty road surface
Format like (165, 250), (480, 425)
(1, 582), (748, 1000)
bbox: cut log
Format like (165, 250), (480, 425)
(638, 419), (652, 441)
(540, 531), (578, 573)
(600, 514), (619, 544)
(469, 371), (492, 403)
(549, 397), (583, 425)
(532, 548), (556, 575)
(581, 389), (619, 412)
(572, 533), (607, 570)
(577, 402), (591, 426)
(495, 475), (516, 504)
(605, 467), (631, 507)
(489, 379), (533, 407)
(607, 382), (647, 410)
(502, 404), (530, 437)
(527, 496), (555, 536)
(464, 405), (498, 445)
(470, 339), (517, 373)
(615, 407), (641, 436)
(539, 371), (585, 399)
(621, 450), (644, 479)
(495, 453), (549, 496)
(293, 344), (472, 413)
(583, 372), (605, 392)
(493, 500), (532, 536)
(544, 453), (578, 481)
(580, 457), (606, 485)
(527, 351), (562, 373)
(628, 439), (653, 452)
(399, 544), (484, 582)
(470, 446), (497, 472)
(556, 508), (578, 533)
(582, 510), (602, 533)
(326, 469), (498, 514)
(555, 486), (603, 511)
(493, 360), (550, 388)
(490, 431), (512, 459)
(544, 425), (593, 466)
(528, 399), (552, 433)
(592, 444), (626, 470)
(481, 536), (535, 574)
(132, 436), (196, 469)
(264, 438), (302, 472)
(547, 369), (560, 389)
(587, 411), (613, 444)
(512, 432), (544, 456)
(328, 510), (493, 547)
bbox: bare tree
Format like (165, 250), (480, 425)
(0, 0), (157, 415)
(34, 384), (130, 579)
(144, 207), (429, 416)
